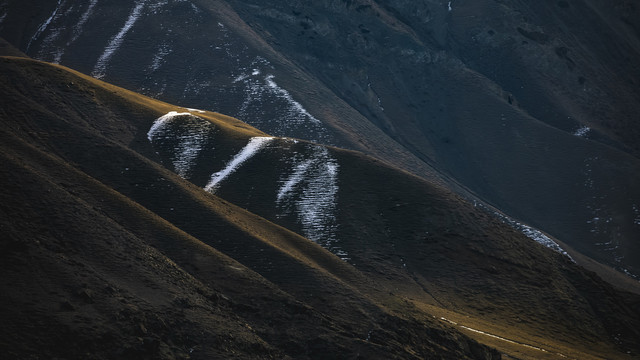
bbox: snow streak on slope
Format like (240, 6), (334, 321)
(17, 0), (337, 147)
(204, 137), (274, 192)
(276, 144), (345, 260)
(478, 204), (574, 261)
(148, 111), (216, 179)
(233, 58), (333, 144)
(20, 0), (99, 63)
(150, 43), (172, 72)
(146, 112), (344, 260)
(264, 75), (321, 124)
(514, 221), (574, 261)
(26, 0), (63, 51)
(71, 0), (98, 43)
(92, 1), (146, 79)
(38, 6), (68, 64)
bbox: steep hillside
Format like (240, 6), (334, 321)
(0, 56), (502, 359)
(220, 0), (640, 279)
(1, 56), (639, 359)
(1, 0), (639, 280)
(147, 105), (640, 359)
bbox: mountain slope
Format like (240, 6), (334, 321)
(0, 56), (503, 359)
(218, 0), (640, 278)
(2, 54), (504, 358)
(1, 0), (638, 280)
(1, 56), (639, 359)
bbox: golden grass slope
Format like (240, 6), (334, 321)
(1, 56), (639, 360)
(0, 56), (502, 359)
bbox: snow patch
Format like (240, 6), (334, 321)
(276, 145), (344, 260)
(71, 0), (98, 42)
(516, 222), (573, 260)
(92, 0), (146, 79)
(264, 75), (320, 124)
(147, 111), (190, 141)
(27, 0), (63, 51)
(0, 12), (7, 25)
(150, 43), (172, 72)
(204, 137), (274, 192)
(52, 48), (64, 64)
(148, 111), (215, 179)
(573, 125), (590, 137)
(231, 57), (333, 143)
(148, 0), (169, 14)
(479, 204), (574, 261)
(276, 159), (313, 201)
(448, 1), (452, 11)
(39, 26), (65, 63)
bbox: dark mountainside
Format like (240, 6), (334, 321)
(0, 0), (640, 359)
(1, 0), (639, 281)
(1, 55), (640, 359)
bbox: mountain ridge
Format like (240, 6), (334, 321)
(1, 0), (638, 279)
(1, 55), (639, 359)
(1, 55), (503, 359)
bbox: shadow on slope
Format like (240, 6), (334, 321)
(0, 56), (499, 359)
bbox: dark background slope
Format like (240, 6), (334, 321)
(1, 0), (638, 279)
(219, 0), (640, 277)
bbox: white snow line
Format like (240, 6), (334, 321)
(92, 0), (146, 79)
(448, 1), (452, 11)
(71, 0), (98, 43)
(478, 204), (574, 261)
(276, 159), (313, 201)
(276, 146), (341, 255)
(27, 0), (62, 51)
(147, 111), (191, 141)
(265, 74), (321, 124)
(0, 12), (7, 25)
(186, 108), (206, 114)
(204, 137), (274, 192)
